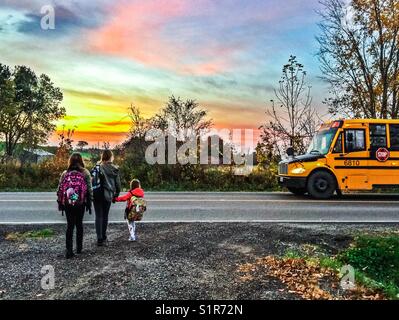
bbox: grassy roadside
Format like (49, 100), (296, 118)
(338, 233), (399, 299)
(282, 233), (399, 299)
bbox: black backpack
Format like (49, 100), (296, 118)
(90, 164), (104, 199)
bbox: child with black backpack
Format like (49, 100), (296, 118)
(112, 179), (146, 242)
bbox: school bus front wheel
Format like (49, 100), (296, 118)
(306, 170), (337, 199)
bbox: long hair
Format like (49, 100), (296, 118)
(67, 153), (85, 172)
(130, 179), (141, 190)
(101, 150), (113, 163)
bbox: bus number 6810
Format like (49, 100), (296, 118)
(344, 160), (360, 167)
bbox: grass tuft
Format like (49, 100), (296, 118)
(5, 228), (55, 241)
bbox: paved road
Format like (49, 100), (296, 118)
(1, 192), (399, 224)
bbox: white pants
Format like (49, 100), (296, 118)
(127, 221), (136, 240)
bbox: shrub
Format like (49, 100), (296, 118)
(0, 157), (280, 192)
(118, 161), (281, 191)
(0, 152), (95, 191)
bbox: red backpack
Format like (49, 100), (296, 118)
(57, 171), (88, 210)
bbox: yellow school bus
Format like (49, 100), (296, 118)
(278, 119), (399, 199)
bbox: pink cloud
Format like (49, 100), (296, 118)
(87, 0), (241, 75)
(86, 0), (319, 76)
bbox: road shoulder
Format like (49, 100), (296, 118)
(0, 223), (397, 300)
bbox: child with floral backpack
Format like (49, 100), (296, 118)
(57, 153), (93, 259)
(113, 179), (146, 242)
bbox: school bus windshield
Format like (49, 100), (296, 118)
(306, 128), (338, 155)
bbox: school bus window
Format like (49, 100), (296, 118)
(389, 124), (399, 150)
(345, 129), (365, 153)
(332, 132), (343, 153)
(307, 128), (338, 155)
(370, 124), (387, 148)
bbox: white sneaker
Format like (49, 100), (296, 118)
(128, 237), (136, 242)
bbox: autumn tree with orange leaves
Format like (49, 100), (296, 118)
(317, 0), (399, 119)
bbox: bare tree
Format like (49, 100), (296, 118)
(122, 104), (151, 162)
(54, 125), (76, 165)
(262, 56), (319, 155)
(58, 125), (76, 151)
(128, 104), (149, 141)
(317, 0), (399, 118)
(102, 142), (110, 150)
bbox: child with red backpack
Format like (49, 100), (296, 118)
(112, 179), (146, 242)
(57, 153), (93, 259)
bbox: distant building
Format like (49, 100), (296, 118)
(21, 149), (55, 164)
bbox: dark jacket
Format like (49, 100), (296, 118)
(98, 162), (121, 202)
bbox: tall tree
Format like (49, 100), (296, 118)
(77, 140), (89, 151)
(317, 0), (399, 118)
(0, 64), (65, 159)
(261, 56), (319, 155)
(0, 65), (14, 153)
(123, 100), (214, 166)
(151, 96), (213, 141)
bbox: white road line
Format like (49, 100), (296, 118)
(2, 191), (399, 195)
(0, 199), (399, 204)
(1, 220), (399, 225)
(0, 191), (289, 195)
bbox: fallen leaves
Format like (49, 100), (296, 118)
(262, 256), (334, 300)
(237, 256), (384, 300)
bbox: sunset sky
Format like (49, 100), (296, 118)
(0, 0), (330, 146)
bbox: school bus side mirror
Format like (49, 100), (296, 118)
(286, 147), (294, 157)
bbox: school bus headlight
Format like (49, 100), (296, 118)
(291, 167), (306, 174)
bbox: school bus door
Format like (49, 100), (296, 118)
(368, 123), (399, 187)
(334, 124), (371, 190)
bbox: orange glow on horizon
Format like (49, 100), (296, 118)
(50, 124), (261, 149)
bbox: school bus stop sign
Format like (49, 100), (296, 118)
(376, 148), (390, 162)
